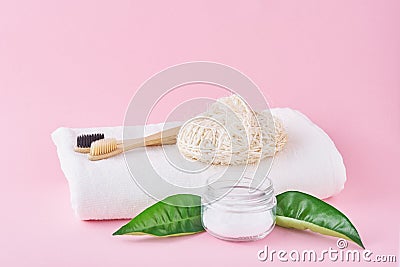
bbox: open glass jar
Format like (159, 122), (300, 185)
(201, 177), (276, 241)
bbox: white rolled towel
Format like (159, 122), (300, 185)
(51, 108), (346, 220)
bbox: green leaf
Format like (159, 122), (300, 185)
(275, 191), (364, 248)
(113, 194), (204, 237)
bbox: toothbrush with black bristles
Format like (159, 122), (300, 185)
(74, 133), (105, 153)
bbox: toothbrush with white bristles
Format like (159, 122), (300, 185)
(87, 126), (181, 161)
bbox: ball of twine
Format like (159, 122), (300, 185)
(177, 95), (288, 166)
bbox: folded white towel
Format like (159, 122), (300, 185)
(51, 108), (346, 220)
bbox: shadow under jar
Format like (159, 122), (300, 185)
(201, 177), (276, 241)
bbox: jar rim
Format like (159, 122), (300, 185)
(203, 176), (275, 204)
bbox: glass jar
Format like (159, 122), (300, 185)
(201, 177), (276, 241)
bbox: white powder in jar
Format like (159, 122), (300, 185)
(201, 183), (277, 241)
(202, 204), (276, 240)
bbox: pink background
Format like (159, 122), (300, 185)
(1, 0), (399, 266)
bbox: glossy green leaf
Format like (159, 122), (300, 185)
(113, 194), (204, 237)
(275, 191), (364, 248)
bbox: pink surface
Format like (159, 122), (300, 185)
(1, 0), (399, 266)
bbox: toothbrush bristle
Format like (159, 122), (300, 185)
(90, 138), (118, 156)
(76, 133), (105, 148)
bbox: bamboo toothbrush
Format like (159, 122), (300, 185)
(88, 126), (181, 161)
(74, 133), (105, 153)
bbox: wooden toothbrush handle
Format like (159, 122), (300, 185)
(88, 126), (181, 161)
(122, 126), (181, 151)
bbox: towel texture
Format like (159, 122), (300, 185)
(52, 108), (346, 220)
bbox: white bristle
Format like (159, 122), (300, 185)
(90, 138), (118, 156)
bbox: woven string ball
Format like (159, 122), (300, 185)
(177, 95), (287, 166)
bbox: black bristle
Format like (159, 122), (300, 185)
(76, 133), (105, 148)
